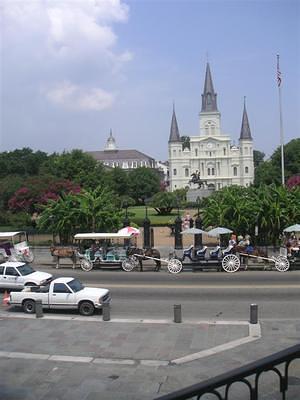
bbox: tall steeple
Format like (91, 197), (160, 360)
(201, 63), (218, 112)
(239, 97), (252, 140)
(168, 104), (180, 142)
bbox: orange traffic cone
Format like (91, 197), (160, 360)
(2, 290), (10, 306)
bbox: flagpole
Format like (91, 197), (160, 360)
(277, 54), (285, 186)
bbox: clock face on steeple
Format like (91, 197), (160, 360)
(206, 142), (213, 149)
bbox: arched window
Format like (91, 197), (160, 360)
(245, 166), (249, 174)
(195, 148), (198, 157)
(173, 149), (176, 156)
(233, 167), (237, 176)
(208, 168), (211, 176)
(223, 148), (226, 156)
(212, 168), (215, 175)
(173, 169), (177, 176)
(185, 168), (189, 177)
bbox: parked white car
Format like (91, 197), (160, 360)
(0, 262), (53, 289)
(8, 277), (111, 316)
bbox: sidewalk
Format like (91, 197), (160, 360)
(0, 309), (299, 399)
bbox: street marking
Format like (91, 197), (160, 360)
(171, 323), (261, 365)
(87, 283), (300, 289)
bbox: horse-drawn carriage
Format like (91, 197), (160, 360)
(176, 242), (291, 273)
(178, 243), (241, 273)
(0, 231), (34, 263)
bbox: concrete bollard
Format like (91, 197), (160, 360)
(102, 303), (110, 321)
(174, 304), (182, 323)
(35, 299), (43, 318)
(250, 304), (258, 324)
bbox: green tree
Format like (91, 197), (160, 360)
(40, 149), (107, 190)
(0, 148), (48, 178)
(76, 188), (122, 232)
(128, 167), (161, 203)
(253, 149), (265, 168)
(104, 167), (129, 197)
(149, 192), (177, 215)
(37, 187), (123, 243)
(254, 139), (300, 186)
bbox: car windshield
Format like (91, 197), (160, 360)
(16, 264), (35, 276)
(68, 278), (84, 293)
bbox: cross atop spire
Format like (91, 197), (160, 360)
(201, 63), (218, 112)
(240, 97), (252, 140)
(169, 104), (180, 142)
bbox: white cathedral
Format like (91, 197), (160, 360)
(168, 63), (254, 192)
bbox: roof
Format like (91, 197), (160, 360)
(52, 277), (75, 284)
(201, 63), (218, 112)
(0, 231), (24, 239)
(74, 232), (134, 240)
(0, 261), (26, 267)
(87, 149), (155, 162)
(239, 98), (252, 140)
(169, 106), (181, 142)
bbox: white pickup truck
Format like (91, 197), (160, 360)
(8, 277), (111, 316)
(0, 261), (53, 289)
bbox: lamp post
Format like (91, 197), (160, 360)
(195, 196), (203, 248)
(174, 197), (182, 249)
(142, 197), (151, 249)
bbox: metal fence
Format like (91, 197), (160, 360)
(154, 343), (300, 400)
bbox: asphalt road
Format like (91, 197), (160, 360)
(5, 264), (298, 321)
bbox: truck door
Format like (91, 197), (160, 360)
(51, 283), (76, 309)
(2, 266), (23, 289)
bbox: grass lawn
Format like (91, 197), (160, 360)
(128, 206), (186, 226)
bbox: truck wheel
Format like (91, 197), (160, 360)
(79, 301), (95, 316)
(23, 299), (35, 314)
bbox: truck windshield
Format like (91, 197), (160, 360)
(68, 279), (84, 293)
(16, 264), (35, 276)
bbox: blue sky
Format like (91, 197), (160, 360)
(1, 0), (299, 161)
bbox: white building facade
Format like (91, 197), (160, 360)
(168, 63), (254, 191)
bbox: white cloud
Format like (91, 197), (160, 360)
(45, 81), (115, 111)
(3, 0), (131, 109)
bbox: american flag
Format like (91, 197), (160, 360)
(277, 55), (282, 87)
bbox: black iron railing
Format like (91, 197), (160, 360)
(154, 344), (300, 400)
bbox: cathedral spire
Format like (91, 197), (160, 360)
(168, 104), (180, 142)
(201, 63), (218, 112)
(239, 97), (252, 140)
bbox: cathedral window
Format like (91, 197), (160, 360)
(245, 166), (249, 174)
(173, 149), (176, 156)
(185, 168), (189, 177)
(173, 169), (177, 176)
(223, 148), (226, 156)
(212, 168), (215, 175)
(233, 166), (237, 176)
(208, 168), (211, 176)
(195, 148), (198, 157)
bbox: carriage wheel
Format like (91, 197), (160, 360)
(222, 254), (240, 273)
(167, 258), (182, 274)
(275, 256), (290, 272)
(80, 258), (93, 271)
(121, 256), (137, 272)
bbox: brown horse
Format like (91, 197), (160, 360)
(126, 247), (161, 271)
(50, 246), (78, 269)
